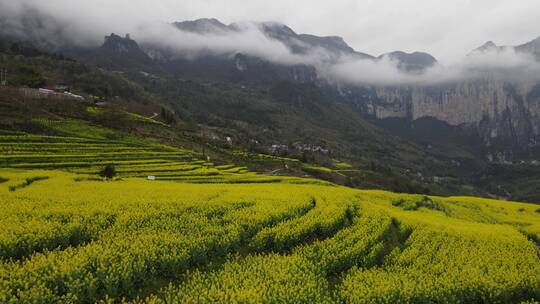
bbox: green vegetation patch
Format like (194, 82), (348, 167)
(334, 161), (353, 169)
(8, 176), (49, 191)
(391, 195), (445, 212)
(124, 111), (167, 126)
(32, 118), (120, 140)
(302, 163), (334, 174)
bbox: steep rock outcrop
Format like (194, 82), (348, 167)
(370, 78), (540, 157)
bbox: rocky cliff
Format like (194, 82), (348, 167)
(370, 78), (540, 158)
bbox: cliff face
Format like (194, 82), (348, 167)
(370, 78), (540, 158)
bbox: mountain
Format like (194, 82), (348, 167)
(378, 51), (437, 72)
(515, 36), (540, 60)
(98, 33), (156, 69)
(297, 34), (354, 54)
(258, 22), (375, 60)
(59, 32), (161, 75)
(472, 37), (540, 59)
(100, 33), (147, 58)
(173, 18), (231, 34)
(173, 18), (374, 60)
(474, 40), (499, 52)
(370, 80), (540, 158)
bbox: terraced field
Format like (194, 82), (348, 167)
(0, 119), (539, 303)
(0, 170), (538, 303)
(0, 119), (318, 184)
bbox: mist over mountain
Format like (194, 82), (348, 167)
(377, 51), (437, 73)
(2, 1), (540, 86)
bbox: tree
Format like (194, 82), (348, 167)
(8, 64), (46, 88)
(100, 165), (116, 179)
(160, 107), (176, 125)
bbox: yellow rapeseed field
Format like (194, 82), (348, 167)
(0, 169), (538, 303)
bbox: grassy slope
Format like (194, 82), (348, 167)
(0, 85), (385, 189)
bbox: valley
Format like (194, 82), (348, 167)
(1, 3), (540, 302)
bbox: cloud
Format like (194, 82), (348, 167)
(461, 47), (537, 72)
(0, 1), (315, 65)
(136, 22), (311, 66)
(326, 47), (540, 86)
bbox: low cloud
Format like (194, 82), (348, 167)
(136, 22), (310, 66)
(326, 48), (540, 86)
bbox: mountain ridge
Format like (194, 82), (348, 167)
(44, 19), (540, 164)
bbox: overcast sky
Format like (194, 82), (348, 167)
(2, 0), (540, 64)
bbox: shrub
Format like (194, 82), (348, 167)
(392, 196), (444, 212)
